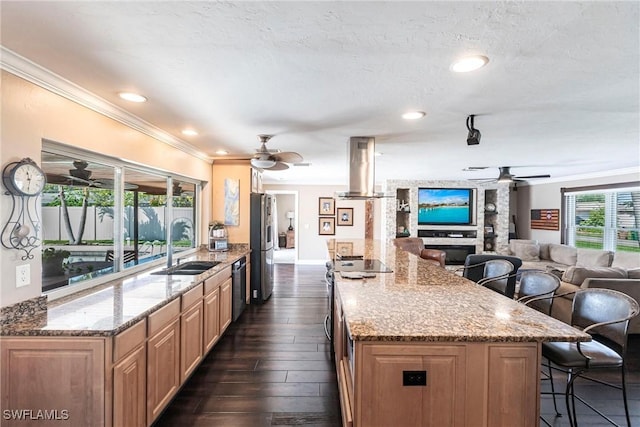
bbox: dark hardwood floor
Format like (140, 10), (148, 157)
(154, 264), (341, 427)
(154, 264), (639, 427)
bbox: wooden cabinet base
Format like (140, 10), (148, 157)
(0, 338), (106, 427)
(343, 341), (539, 427)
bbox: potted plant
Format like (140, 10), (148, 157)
(42, 247), (71, 277)
(209, 221), (226, 238)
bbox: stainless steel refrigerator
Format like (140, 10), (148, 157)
(250, 193), (274, 303)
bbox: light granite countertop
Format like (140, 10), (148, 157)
(329, 239), (590, 343)
(1, 246), (250, 337)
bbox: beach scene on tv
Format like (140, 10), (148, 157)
(418, 188), (472, 224)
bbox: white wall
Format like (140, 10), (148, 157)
(515, 171), (639, 243)
(265, 184), (382, 263)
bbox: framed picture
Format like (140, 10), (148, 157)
(319, 217), (335, 235)
(337, 207), (354, 226)
(336, 242), (353, 257)
(318, 197), (335, 216)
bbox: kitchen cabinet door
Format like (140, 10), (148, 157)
(219, 277), (232, 333)
(147, 318), (180, 423)
(180, 301), (204, 382)
(113, 344), (146, 427)
(203, 287), (220, 354)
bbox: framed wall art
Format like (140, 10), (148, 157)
(336, 242), (353, 257)
(318, 197), (335, 216)
(337, 207), (354, 226)
(530, 209), (559, 230)
(319, 217), (335, 235)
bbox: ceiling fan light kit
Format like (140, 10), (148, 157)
(250, 134), (303, 171)
(251, 158), (277, 169)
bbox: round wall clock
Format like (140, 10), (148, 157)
(3, 158), (46, 196)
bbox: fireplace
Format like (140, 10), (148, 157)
(423, 245), (476, 265)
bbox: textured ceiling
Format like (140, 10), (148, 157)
(1, 1), (638, 185)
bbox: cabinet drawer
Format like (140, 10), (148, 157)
(114, 319), (146, 362)
(204, 266), (231, 294)
(148, 298), (180, 336)
(182, 283), (203, 310)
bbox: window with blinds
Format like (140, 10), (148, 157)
(563, 187), (640, 253)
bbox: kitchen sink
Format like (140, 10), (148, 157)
(152, 261), (221, 275)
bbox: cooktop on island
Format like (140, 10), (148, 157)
(333, 258), (393, 273)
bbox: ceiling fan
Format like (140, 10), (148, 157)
(60, 161), (138, 189)
(465, 166), (551, 183)
(250, 134), (303, 171)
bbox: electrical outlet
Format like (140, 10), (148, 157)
(403, 370), (427, 386)
(16, 264), (30, 287)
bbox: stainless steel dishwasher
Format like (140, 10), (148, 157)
(232, 256), (247, 321)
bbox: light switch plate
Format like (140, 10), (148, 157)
(16, 264), (30, 287)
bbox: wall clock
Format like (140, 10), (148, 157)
(3, 158), (46, 196)
(1, 158), (45, 260)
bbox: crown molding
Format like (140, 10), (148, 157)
(1, 46), (212, 164)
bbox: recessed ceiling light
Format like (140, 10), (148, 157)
(215, 150), (229, 155)
(181, 129), (198, 136)
(451, 55), (489, 73)
(118, 92), (147, 103)
(402, 111), (426, 120)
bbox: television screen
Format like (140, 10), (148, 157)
(418, 188), (473, 225)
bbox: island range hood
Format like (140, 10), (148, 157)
(336, 137), (389, 199)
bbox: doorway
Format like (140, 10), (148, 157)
(267, 190), (298, 264)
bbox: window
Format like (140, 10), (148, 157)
(564, 185), (640, 253)
(41, 143), (200, 295)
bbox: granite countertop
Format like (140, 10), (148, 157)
(1, 246), (250, 337)
(329, 239), (590, 343)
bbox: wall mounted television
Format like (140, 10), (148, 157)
(418, 188), (474, 225)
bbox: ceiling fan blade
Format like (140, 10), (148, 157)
(514, 174), (551, 179)
(273, 151), (303, 163)
(265, 162), (289, 171)
(62, 174), (99, 186)
(465, 166), (490, 171)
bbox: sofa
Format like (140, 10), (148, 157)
(505, 239), (640, 334)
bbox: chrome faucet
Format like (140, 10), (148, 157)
(167, 217), (194, 269)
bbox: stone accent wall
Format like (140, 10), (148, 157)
(383, 180), (510, 254)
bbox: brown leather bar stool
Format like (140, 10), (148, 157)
(419, 248), (446, 267)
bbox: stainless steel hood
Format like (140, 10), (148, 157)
(336, 137), (388, 199)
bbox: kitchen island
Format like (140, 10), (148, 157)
(0, 246), (250, 427)
(328, 239), (589, 427)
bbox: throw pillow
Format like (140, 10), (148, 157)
(509, 239), (537, 255)
(539, 243), (551, 260)
(561, 266), (628, 285)
(576, 249), (614, 267)
(549, 244), (577, 266)
(513, 243), (540, 261)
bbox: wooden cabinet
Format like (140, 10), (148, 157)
(286, 230), (295, 248)
(334, 293), (540, 427)
(0, 338), (105, 427)
(219, 277), (232, 333)
(113, 345), (146, 427)
(203, 286), (221, 353)
(0, 258), (238, 427)
(147, 299), (181, 423)
(180, 284), (204, 382)
(113, 320), (146, 427)
(359, 344), (468, 427)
